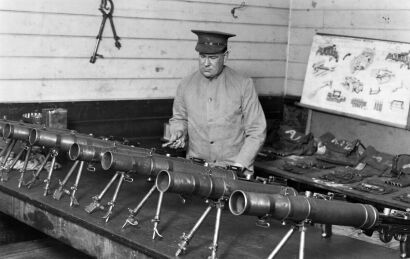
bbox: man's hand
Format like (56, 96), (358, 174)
(162, 130), (186, 149)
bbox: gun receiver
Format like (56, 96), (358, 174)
(229, 191), (378, 229)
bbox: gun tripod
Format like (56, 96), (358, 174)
(53, 159), (90, 207)
(267, 221), (308, 259)
(25, 148), (58, 196)
(0, 140), (32, 183)
(84, 171), (133, 222)
(175, 198), (225, 259)
(121, 178), (167, 241)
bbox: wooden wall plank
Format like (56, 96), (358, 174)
(0, 77), (284, 103)
(286, 79), (304, 97)
(288, 45), (311, 63)
(292, 10), (410, 30)
(254, 78), (285, 95)
(0, 0), (288, 102)
(0, 12), (288, 43)
(181, 0), (290, 8)
(0, 79), (180, 102)
(0, 35), (286, 60)
(286, 62), (307, 81)
(289, 28), (410, 45)
(0, 0), (289, 26)
(291, 0), (410, 10)
(0, 59), (285, 79)
(323, 10), (410, 30)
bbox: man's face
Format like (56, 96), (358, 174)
(198, 53), (226, 79)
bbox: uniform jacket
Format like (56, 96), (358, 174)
(169, 66), (266, 170)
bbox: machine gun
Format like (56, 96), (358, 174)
(155, 170), (296, 259)
(99, 149), (237, 226)
(69, 144), (153, 219)
(229, 190), (410, 259)
(26, 127), (137, 197)
(1, 121), (46, 184)
(50, 135), (143, 206)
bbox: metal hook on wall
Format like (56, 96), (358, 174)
(231, 1), (246, 19)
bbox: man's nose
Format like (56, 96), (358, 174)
(204, 57), (210, 66)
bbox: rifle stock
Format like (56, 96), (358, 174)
(156, 170), (296, 200)
(229, 191), (378, 230)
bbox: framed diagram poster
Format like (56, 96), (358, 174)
(300, 34), (410, 128)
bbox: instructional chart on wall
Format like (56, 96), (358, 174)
(300, 34), (410, 127)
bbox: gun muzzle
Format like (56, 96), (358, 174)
(69, 143), (104, 162)
(3, 122), (44, 141)
(0, 119), (10, 138)
(101, 151), (153, 175)
(156, 170), (296, 200)
(229, 191), (379, 230)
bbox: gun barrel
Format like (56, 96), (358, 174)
(156, 170), (296, 200)
(3, 122), (44, 141)
(229, 191), (379, 230)
(102, 151), (238, 180)
(101, 151), (155, 175)
(69, 143), (104, 162)
(29, 127), (81, 151)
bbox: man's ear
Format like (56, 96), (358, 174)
(223, 51), (229, 63)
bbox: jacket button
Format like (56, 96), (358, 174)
(210, 141), (214, 144)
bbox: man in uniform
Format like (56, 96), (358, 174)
(166, 30), (266, 179)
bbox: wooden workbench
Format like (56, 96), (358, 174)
(0, 161), (399, 259)
(255, 158), (410, 211)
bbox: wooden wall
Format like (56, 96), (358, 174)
(286, 0), (410, 97)
(0, 0), (289, 103)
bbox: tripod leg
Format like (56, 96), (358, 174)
(176, 203), (213, 256)
(122, 184), (157, 229)
(0, 139), (17, 167)
(0, 138), (12, 159)
(43, 149), (58, 196)
(69, 160), (85, 207)
(299, 222), (307, 259)
(1, 144), (25, 182)
(399, 234), (409, 258)
(152, 191), (164, 239)
(267, 225), (297, 259)
(208, 200), (224, 259)
(18, 145), (32, 188)
(102, 171), (125, 222)
(84, 171), (119, 213)
(25, 150), (52, 189)
(53, 160), (79, 200)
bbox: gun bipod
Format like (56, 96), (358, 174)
(1, 142), (27, 182)
(84, 171), (133, 223)
(25, 149), (54, 189)
(122, 183), (157, 229)
(175, 198), (226, 259)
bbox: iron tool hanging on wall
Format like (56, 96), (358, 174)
(90, 0), (121, 63)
